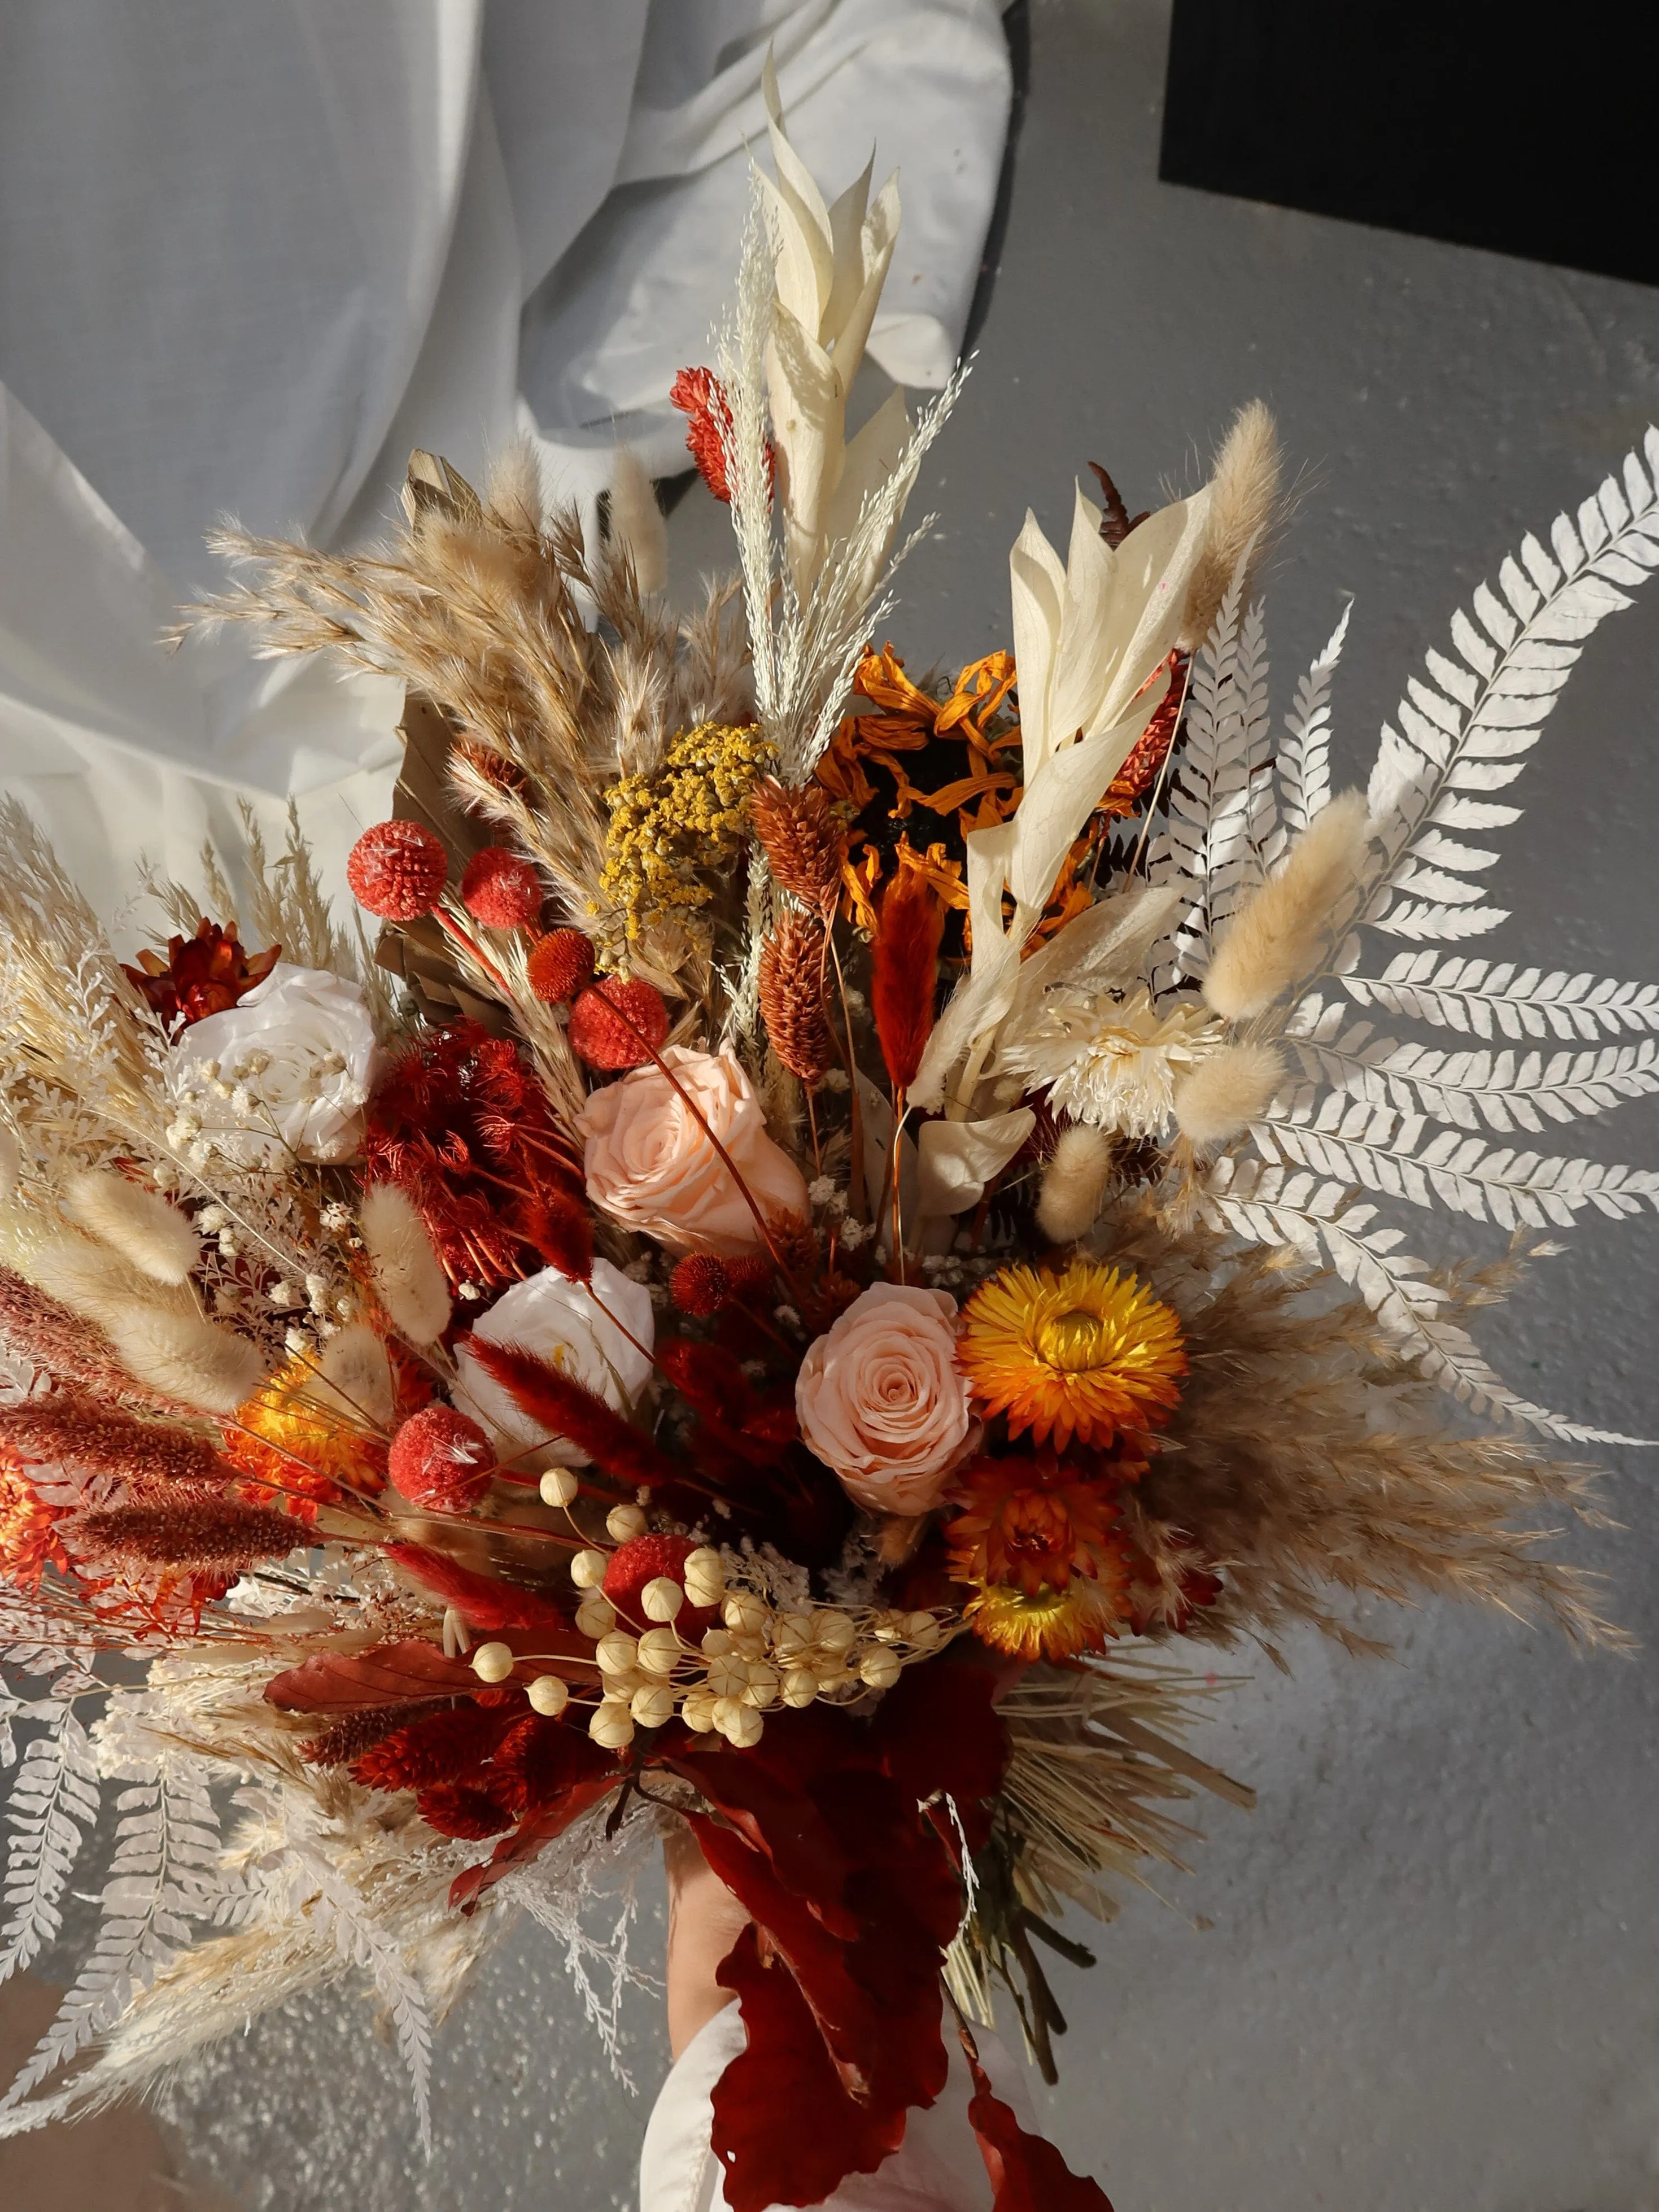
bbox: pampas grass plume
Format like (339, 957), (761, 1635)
(609, 449), (668, 597)
(1174, 1044), (1286, 1148)
(1183, 399), (1281, 648)
(1036, 1125), (1115, 1245)
(66, 1170), (200, 1286)
(360, 1183), (452, 1345)
(1204, 793), (1371, 1020)
(101, 1304), (268, 1416)
(0, 1126), (19, 1197)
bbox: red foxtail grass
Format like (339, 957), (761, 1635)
(73, 1497), (301, 1570)
(871, 865), (944, 1093)
(0, 1397), (228, 1494)
(459, 1337), (679, 1489)
(380, 1539), (578, 1638)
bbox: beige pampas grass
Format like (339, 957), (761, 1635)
(609, 449), (668, 597)
(360, 1183), (452, 1345)
(1173, 1044), (1285, 1148)
(1204, 792), (1372, 1020)
(317, 1322), (395, 1429)
(65, 1169), (200, 1285)
(0, 1125), (18, 1197)
(1182, 399), (1281, 648)
(101, 1304), (268, 1416)
(1036, 1125), (1115, 1245)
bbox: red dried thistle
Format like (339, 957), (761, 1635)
(870, 865), (945, 1093)
(123, 917), (280, 1029)
(387, 1404), (495, 1513)
(670, 1253), (730, 1317)
(525, 928), (596, 1005)
(460, 847), (543, 930)
(363, 1022), (584, 1290)
(567, 977), (670, 1071)
(347, 819), (449, 922)
(670, 367), (775, 505)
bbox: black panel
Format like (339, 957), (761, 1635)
(1160, 2), (1659, 286)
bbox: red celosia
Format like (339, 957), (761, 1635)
(123, 917), (280, 1029)
(387, 1404), (495, 1513)
(460, 847), (544, 930)
(416, 1781), (518, 1840)
(490, 1711), (608, 1815)
(363, 1022), (585, 1289)
(871, 867), (945, 1092)
(670, 367), (736, 502)
(670, 1254), (729, 1317)
(525, 928), (596, 1005)
(352, 1701), (518, 1792)
(567, 978), (670, 1070)
(347, 819), (449, 922)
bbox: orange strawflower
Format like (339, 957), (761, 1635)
(946, 1447), (1129, 1598)
(0, 1455), (68, 1590)
(222, 1354), (390, 1516)
(958, 1257), (1187, 1450)
(964, 1573), (1132, 1660)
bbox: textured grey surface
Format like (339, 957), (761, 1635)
(57, 1), (1659, 2205)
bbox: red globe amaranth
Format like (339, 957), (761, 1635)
(724, 1254), (775, 1301)
(460, 847), (543, 930)
(670, 1253), (730, 1317)
(603, 1531), (716, 1631)
(567, 978), (670, 1070)
(526, 928), (596, 1004)
(347, 820), (448, 922)
(388, 1403), (495, 1513)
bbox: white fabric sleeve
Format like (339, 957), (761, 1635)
(639, 2002), (1038, 2212)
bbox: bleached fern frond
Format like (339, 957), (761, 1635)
(1150, 567), (1275, 979)
(1344, 952), (1659, 1041)
(0, 1756), (227, 2116)
(1202, 1153), (1645, 1443)
(1253, 1088), (1659, 1228)
(0, 1713), (99, 1987)
(1364, 430), (1659, 944)
(1285, 1000), (1659, 1132)
(290, 1844), (434, 2153)
(1277, 601), (1351, 835)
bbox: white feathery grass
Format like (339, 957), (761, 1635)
(1182, 399), (1281, 649)
(1173, 1042), (1286, 1147)
(360, 1183), (452, 1346)
(316, 1323), (395, 1430)
(1204, 792), (1372, 1020)
(100, 1304), (267, 1416)
(64, 1170), (200, 1286)
(608, 448), (668, 599)
(1036, 1125), (1115, 1244)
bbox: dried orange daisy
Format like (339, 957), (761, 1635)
(957, 1256), (1186, 1450)
(946, 1448), (1128, 1599)
(0, 1455), (68, 1590)
(223, 1354), (390, 1515)
(964, 1568), (1132, 1661)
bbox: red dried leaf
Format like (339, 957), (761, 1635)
(459, 1337), (678, 1489)
(711, 1925), (910, 2212)
(868, 1648), (1011, 1856)
(264, 1639), (478, 1713)
(667, 1732), (861, 1940)
(964, 2039), (1116, 2210)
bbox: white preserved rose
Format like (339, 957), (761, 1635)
(452, 1259), (655, 1468)
(173, 964), (379, 1165)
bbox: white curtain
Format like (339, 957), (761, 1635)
(0, 0), (1011, 922)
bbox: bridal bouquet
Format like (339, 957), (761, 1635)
(1, 69), (1653, 2210)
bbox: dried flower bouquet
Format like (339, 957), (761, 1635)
(2, 62), (1656, 2211)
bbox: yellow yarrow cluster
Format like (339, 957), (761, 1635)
(600, 721), (775, 944)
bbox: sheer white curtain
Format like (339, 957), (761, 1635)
(0, 0), (1010, 920)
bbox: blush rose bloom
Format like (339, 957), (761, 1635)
(795, 1283), (973, 1514)
(577, 1046), (809, 1255)
(451, 1259), (654, 1467)
(173, 963), (378, 1165)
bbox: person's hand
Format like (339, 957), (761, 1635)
(663, 1823), (753, 2061)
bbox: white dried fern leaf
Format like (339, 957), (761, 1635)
(1344, 952), (1659, 1041)
(1254, 1087), (1659, 1229)
(291, 1845), (435, 2153)
(1286, 999), (1659, 1132)
(1203, 1154), (1647, 1443)
(0, 1757), (227, 2118)
(0, 1713), (99, 1987)
(1277, 600), (1351, 835)
(1364, 430), (1659, 945)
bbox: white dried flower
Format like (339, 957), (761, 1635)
(999, 986), (1223, 1137)
(173, 963), (378, 1165)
